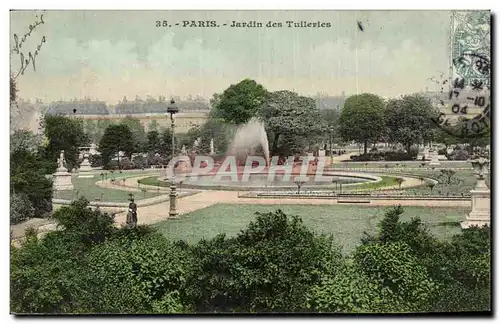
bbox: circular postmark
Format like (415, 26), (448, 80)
(432, 11), (491, 140)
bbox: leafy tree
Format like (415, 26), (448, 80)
(259, 90), (322, 156)
(146, 130), (161, 154)
(10, 193), (35, 224)
(99, 124), (135, 169)
(196, 118), (234, 155)
(10, 148), (53, 218)
(339, 93), (385, 155)
(212, 79), (269, 124)
(321, 109), (340, 155)
(187, 209), (342, 312)
(10, 129), (43, 154)
(385, 94), (439, 154)
(120, 116), (146, 152)
(43, 115), (89, 171)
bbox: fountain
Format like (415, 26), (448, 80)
(227, 117), (270, 167)
(78, 151), (94, 178)
(160, 117), (381, 191)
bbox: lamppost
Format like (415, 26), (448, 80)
(167, 98), (179, 218)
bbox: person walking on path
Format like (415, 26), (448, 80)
(126, 198), (138, 228)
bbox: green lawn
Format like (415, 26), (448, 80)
(154, 204), (468, 254)
(391, 170), (489, 196)
(53, 172), (163, 203)
(349, 176), (399, 191)
(138, 176), (165, 187)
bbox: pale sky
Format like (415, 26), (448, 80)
(10, 10), (454, 103)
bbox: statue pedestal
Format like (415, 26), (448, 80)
(78, 158), (94, 178)
(53, 167), (74, 191)
(461, 181), (490, 229)
(429, 150), (440, 166)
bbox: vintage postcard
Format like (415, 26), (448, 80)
(10, 10), (491, 315)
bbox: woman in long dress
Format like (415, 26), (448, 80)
(126, 198), (138, 227)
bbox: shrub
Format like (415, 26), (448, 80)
(52, 197), (115, 247)
(132, 154), (149, 169)
(447, 150), (470, 161)
(89, 154), (102, 167)
(84, 231), (194, 313)
(10, 193), (35, 224)
(10, 198), (119, 314)
(187, 210), (342, 312)
(11, 149), (53, 218)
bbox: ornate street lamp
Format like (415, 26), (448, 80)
(167, 98), (179, 157)
(167, 98), (179, 218)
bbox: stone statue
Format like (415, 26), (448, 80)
(210, 138), (215, 155)
(58, 150), (65, 169)
(193, 137), (200, 149)
(181, 145), (187, 156)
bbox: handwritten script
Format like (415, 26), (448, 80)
(12, 13), (46, 79)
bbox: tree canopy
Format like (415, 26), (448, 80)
(339, 93), (385, 154)
(120, 116), (146, 152)
(43, 115), (89, 171)
(99, 124), (135, 168)
(212, 79), (269, 125)
(258, 90), (322, 156)
(385, 94), (439, 152)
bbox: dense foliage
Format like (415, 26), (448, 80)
(212, 79), (269, 125)
(99, 124), (135, 169)
(258, 90), (323, 156)
(339, 93), (386, 155)
(385, 94), (439, 152)
(10, 146), (53, 219)
(43, 115), (89, 171)
(10, 202), (491, 314)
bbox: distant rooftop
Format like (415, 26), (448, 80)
(46, 100), (110, 115)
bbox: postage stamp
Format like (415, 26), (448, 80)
(432, 10), (491, 139)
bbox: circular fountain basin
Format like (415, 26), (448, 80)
(160, 172), (381, 190)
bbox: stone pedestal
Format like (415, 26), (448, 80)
(78, 157), (94, 178)
(429, 150), (440, 166)
(461, 181), (490, 228)
(462, 158), (490, 229)
(53, 166), (74, 191)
